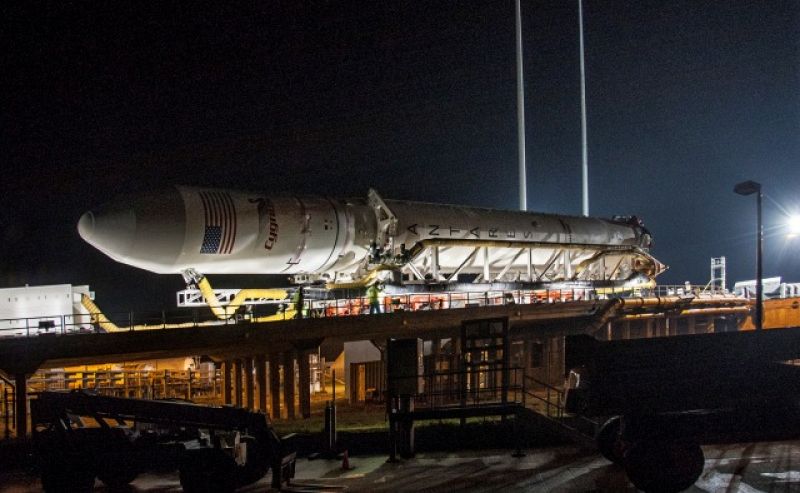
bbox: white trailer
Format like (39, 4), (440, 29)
(0, 284), (94, 336)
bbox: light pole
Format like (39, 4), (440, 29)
(578, 0), (588, 216)
(788, 214), (800, 238)
(515, 0), (527, 211)
(734, 180), (763, 331)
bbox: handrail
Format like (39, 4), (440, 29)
(0, 286), (598, 338)
(388, 366), (527, 412)
(0, 283), (743, 339)
(522, 374), (565, 419)
(522, 374), (599, 437)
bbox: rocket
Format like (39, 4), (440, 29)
(78, 187), (665, 286)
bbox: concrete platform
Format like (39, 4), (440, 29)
(2, 441), (800, 492)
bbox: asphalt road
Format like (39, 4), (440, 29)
(2, 441), (800, 492)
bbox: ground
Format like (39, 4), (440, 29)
(3, 441), (800, 492)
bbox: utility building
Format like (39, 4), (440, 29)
(0, 284), (94, 336)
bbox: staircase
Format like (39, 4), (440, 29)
(519, 374), (598, 448)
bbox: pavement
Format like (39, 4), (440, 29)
(3, 441), (800, 492)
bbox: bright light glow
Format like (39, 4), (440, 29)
(788, 214), (800, 238)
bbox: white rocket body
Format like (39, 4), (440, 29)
(78, 186), (660, 284)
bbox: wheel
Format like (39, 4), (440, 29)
(596, 416), (624, 464)
(34, 430), (96, 493)
(96, 433), (140, 488)
(624, 439), (704, 493)
(236, 436), (271, 487)
(40, 463), (95, 493)
(97, 465), (139, 489)
(179, 449), (237, 493)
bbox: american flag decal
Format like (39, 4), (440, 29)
(200, 191), (236, 254)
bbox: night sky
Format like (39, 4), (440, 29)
(3, 1), (799, 313)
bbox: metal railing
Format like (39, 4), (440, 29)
(387, 366), (526, 411)
(25, 368), (221, 401)
(0, 287), (601, 338)
(0, 368), (223, 439)
(522, 374), (566, 419)
(0, 312), (98, 337)
(0, 283), (724, 338)
(649, 284), (731, 297)
(304, 287), (595, 318)
(384, 367), (600, 440)
(522, 374), (598, 436)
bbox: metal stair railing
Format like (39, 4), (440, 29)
(522, 374), (598, 440)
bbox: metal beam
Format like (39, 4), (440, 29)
(431, 246), (440, 281)
(609, 257), (625, 279)
(447, 247), (480, 282)
(563, 250), (572, 279)
(494, 248), (527, 282)
(406, 263), (425, 281)
(483, 247), (491, 282)
(536, 250), (561, 282)
(527, 248), (534, 282)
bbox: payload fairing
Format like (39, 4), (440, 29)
(78, 187), (665, 287)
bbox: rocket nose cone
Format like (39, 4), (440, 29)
(77, 211), (95, 240)
(77, 205), (137, 259)
(77, 188), (186, 273)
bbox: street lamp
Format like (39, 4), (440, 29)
(734, 180), (763, 331)
(788, 214), (800, 239)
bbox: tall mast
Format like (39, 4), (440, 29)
(579, 0), (589, 216)
(515, 0), (527, 211)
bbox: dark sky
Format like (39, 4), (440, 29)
(3, 1), (799, 312)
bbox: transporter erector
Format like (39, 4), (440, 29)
(78, 187), (665, 296)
